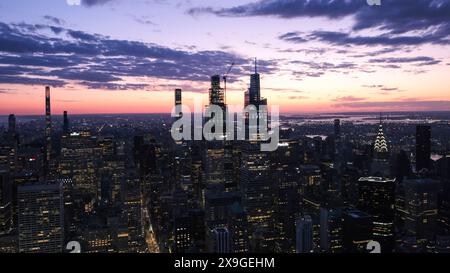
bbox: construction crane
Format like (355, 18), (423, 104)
(223, 62), (235, 104)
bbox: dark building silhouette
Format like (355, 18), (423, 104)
(8, 114), (15, 135)
(403, 179), (440, 242)
(0, 170), (12, 235)
(63, 111), (69, 135)
(416, 125), (431, 172)
(394, 150), (412, 182)
(342, 208), (373, 253)
(175, 88), (182, 106)
(45, 86), (52, 174)
(334, 119), (341, 137)
(296, 215), (313, 253)
(320, 207), (343, 253)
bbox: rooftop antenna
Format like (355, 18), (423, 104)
(254, 57), (257, 74)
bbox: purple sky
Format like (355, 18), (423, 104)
(1, 0), (450, 114)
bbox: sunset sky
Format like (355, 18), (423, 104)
(1, 0), (450, 115)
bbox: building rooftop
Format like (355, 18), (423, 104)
(358, 176), (396, 183)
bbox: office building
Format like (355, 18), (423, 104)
(358, 177), (396, 252)
(416, 125), (431, 172)
(296, 215), (313, 253)
(210, 227), (231, 253)
(403, 179), (440, 242)
(342, 208), (373, 253)
(0, 169), (12, 235)
(63, 111), (69, 135)
(18, 182), (64, 253)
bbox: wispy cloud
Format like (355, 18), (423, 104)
(43, 15), (66, 25)
(189, 0), (450, 40)
(81, 0), (114, 7)
(363, 84), (403, 93)
(368, 56), (441, 66)
(335, 100), (450, 110)
(0, 21), (277, 90)
(133, 16), (157, 26)
(333, 96), (367, 102)
(0, 88), (15, 94)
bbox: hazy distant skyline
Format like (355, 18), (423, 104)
(1, 0), (450, 114)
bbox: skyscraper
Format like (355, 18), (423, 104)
(296, 215), (313, 253)
(371, 117), (390, 177)
(45, 86), (52, 170)
(416, 125), (431, 172)
(333, 119), (343, 170)
(241, 141), (275, 250)
(374, 119), (388, 155)
(63, 111), (69, 135)
(358, 177), (396, 252)
(334, 119), (341, 137)
(244, 59), (267, 141)
(342, 208), (373, 253)
(18, 182), (64, 253)
(174, 88), (182, 119)
(8, 114), (16, 135)
(403, 178), (440, 242)
(320, 207), (343, 253)
(249, 58), (261, 105)
(174, 89), (183, 143)
(172, 214), (193, 253)
(0, 169), (12, 235)
(210, 227), (231, 253)
(209, 75), (225, 106)
(175, 88), (182, 107)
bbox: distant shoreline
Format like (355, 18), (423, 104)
(1, 110), (450, 118)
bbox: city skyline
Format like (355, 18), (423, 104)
(1, 0), (450, 115)
(0, 58), (449, 254)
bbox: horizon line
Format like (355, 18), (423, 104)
(2, 110), (450, 117)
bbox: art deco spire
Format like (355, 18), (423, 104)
(374, 114), (388, 154)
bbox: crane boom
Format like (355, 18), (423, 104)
(223, 62), (235, 104)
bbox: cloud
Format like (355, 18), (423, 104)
(194, 1), (450, 48)
(266, 87), (304, 93)
(288, 95), (308, 100)
(188, 0), (362, 19)
(335, 100), (450, 110)
(43, 15), (65, 25)
(279, 30), (450, 47)
(133, 16), (157, 26)
(81, 0), (114, 7)
(0, 75), (66, 87)
(290, 60), (360, 79)
(190, 0), (450, 38)
(49, 69), (121, 82)
(278, 32), (308, 43)
(0, 88), (15, 94)
(66, 0), (81, 6)
(334, 96), (366, 102)
(363, 84), (402, 93)
(67, 30), (99, 41)
(81, 82), (150, 90)
(0, 21), (275, 90)
(368, 56), (441, 66)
